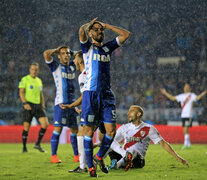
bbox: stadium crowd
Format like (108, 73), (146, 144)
(0, 0), (207, 124)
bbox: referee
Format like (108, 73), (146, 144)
(19, 62), (49, 153)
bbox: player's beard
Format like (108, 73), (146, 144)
(92, 33), (104, 43)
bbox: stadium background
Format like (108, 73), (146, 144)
(0, 0), (207, 127)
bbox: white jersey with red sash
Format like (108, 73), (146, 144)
(111, 122), (163, 158)
(176, 92), (197, 118)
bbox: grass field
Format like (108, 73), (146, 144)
(0, 143), (206, 180)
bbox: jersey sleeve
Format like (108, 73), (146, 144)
(175, 94), (182, 102)
(148, 126), (163, 144)
(80, 39), (92, 54)
(191, 93), (197, 101)
(105, 37), (121, 53)
(45, 58), (59, 72)
(18, 77), (26, 89)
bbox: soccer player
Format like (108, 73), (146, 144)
(43, 46), (80, 163)
(106, 105), (189, 170)
(19, 62), (49, 153)
(160, 83), (207, 149)
(79, 17), (130, 177)
(60, 52), (105, 173)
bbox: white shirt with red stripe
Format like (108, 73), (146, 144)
(175, 92), (197, 118)
(78, 69), (86, 93)
(111, 122), (163, 158)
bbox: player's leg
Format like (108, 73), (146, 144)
(81, 91), (98, 177)
(51, 126), (62, 163)
(34, 106), (49, 152)
(70, 126), (79, 162)
(69, 126), (88, 173)
(50, 105), (63, 163)
(94, 100), (116, 174)
(182, 118), (191, 149)
(77, 126), (87, 170)
(22, 121), (30, 152)
(22, 108), (33, 152)
(67, 108), (80, 162)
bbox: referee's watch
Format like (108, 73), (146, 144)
(23, 102), (28, 105)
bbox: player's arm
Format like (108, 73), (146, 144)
(43, 48), (58, 62)
(98, 21), (131, 44)
(159, 139), (189, 167)
(79, 17), (98, 42)
(19, 88), (31, 110)
(160, 88), (176, 101)
(196, 90), (207, 101)
(60, 93), (83, 110)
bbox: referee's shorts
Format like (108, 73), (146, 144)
(22, 102), (46, 123)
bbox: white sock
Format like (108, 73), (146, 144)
(117, 158), (125, 168)
(184, 134), (189, 146)
(186, 134), (191, 147)
(77, 136), (86, 169)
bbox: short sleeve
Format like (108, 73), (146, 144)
(18, 77), (26, 89)
(149, 126), (163, 144)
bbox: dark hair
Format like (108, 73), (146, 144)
(89, 21), (103, 31)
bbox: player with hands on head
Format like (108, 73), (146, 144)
(79, 17), (130, 177)
(43, 45), (80, 163)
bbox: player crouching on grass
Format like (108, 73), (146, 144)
(104, 105), (189, 171)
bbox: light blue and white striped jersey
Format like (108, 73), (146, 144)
(80, 37), (121, 92)
(46, 58), (76, 105)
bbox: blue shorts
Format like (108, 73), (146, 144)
(81, 90), (117, 126)
(53, 105), (79, 127)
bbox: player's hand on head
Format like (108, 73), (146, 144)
(87, 17), (98, 31)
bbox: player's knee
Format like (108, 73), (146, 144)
(71, 127), (78, 134)
(106, 128), (116, 138)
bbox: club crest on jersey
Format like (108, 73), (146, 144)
(140, 131), (145, 137)
(103, 46), (109, 52)
(30, 85), (33, 89)
(93, 53), (110, 62)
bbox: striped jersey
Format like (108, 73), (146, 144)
(112, 122), (163, 158)
(80, 37), (121, 92)
(46, 58), (76, 105)
(176, 92), (197, 118)
(78, 69), (86, 93)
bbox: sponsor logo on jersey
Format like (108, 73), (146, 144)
(54, 121), (59, 124)
(140, 131), (145, 137)
(93, 53), (110, 62)
(30, 85), (33, 89)
(126, 136), (142, 143)
(61, 72), (75, 79)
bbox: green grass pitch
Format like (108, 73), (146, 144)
(0, 143), (206, 180)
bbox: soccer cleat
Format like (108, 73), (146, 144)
(23, 147), (28, 153)
(69, 166), (88, 173)
(124, 152), (133, 171)
(108, 159), (117, 170)
(34, 144), (45, 152)
(50, 154), (61, 163)
(73, 155), (79, 162)
(89, 167), (98, 177)
(93, 154), (108, 173)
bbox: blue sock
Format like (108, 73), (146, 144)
(97, 134), (113, 158)
(70, 133), (78, 156)
(51, 131), (60, 156)
(84, 135), (94, 168)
